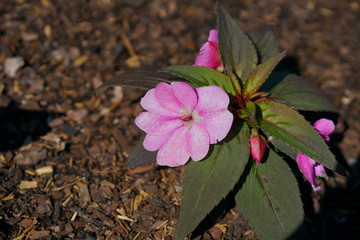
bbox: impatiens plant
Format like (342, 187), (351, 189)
(101, 4), (342, 240)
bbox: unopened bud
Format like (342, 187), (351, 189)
(250, 135), (267, 163)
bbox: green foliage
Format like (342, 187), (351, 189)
(235, 150), (305, 240)
(163, 65), (235, 95)
(248, 26), (280, 63)
(98, 71), (179, 90)
(256, 101), (337, 171)
(126, 136), (156, 167)
(243, 52), (286, 97)
(268, 74), (337, 112)
(268, 136), (298, 159)
(175, 123), (250, 240)
(217, 4), (258, 80)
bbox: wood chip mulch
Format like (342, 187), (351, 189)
(0, 1), (359, 239)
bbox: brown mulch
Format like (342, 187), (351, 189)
(0, 1), (359, 239)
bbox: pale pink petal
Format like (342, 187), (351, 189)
(193, 42), (221, 69)
(250, 135), (267, 163)
(195, 86), (230, 114)
(314, 118), (335, 142)
(171, 82), (198, 111)
(135, 112), (180, 135)
(314, 163), (327, 178)
(157, 127), (190, 167)
(296, 153), (320, 191)
(200, 110), (233, 144)
(155, 82), (182, 113)
(143, 133), (171, 151)
(186, 123), (210, 161)
(140, 89), (178, 117)
(208, 29), (218, 44)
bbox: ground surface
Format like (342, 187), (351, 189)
(0, 0), (359, 239)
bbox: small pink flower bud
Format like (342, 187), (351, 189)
(250, 135), (267, 163)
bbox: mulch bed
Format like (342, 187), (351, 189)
(0, 1), (359, 239)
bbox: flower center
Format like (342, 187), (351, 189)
(182, 116), (192, 122)
(179, 108), (202, 130)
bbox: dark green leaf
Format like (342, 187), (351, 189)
(126, 136), (156, 167)
(163, 65), (235, 95)
(217, 4), (258, 80)
(175, 123), (250, 240)
(268, 74), (337, 112)
(256, 101), (337, 170)
(245, 101), (256, 123)
(243, 52), (286, 97)
(268, 135), (298, 159)
(235, 150), (304, 240)
(99, 71), (184, 90)
(248, 25), (280, 63)
(258, 71), (289, 92)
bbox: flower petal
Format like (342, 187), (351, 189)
(314, 118), (335, 142)
(195, 86), (230, 114)
(208, 29), (218, 44)
(157, 127), (190, 167)
(200, 110), (233, 144)
(135, 112), (180, 135)
(186, 123), (210, 161)
(296, 153), (320, 191)
(143, 133), (171, 151)
(140, 89), (178, 117)
(171, 82), (198, 111)
(314, 163), (327, 178)
(155, 82), (182, 113)
(193, 42), (221, 69)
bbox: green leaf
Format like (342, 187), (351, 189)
(235, 150), (305, 240)
(258, 71), (289, 92)
(175, 123), (250, 240)
(99, 71), (183, 90)
(248, 25), (280, 63)
(245, 101), (256, 123)
(126, 136), (156, 167)
(268, 74), (337, 112)
(217, 4), (258, 80)
(162, 65), (235, 95)
(268, 135), (298, 159)
(243, 52), (286, 97)
(256, 101), (338, 171)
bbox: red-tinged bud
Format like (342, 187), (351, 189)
(250, 135), (267, 163)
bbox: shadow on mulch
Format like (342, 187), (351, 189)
(0, 101), (58, 152)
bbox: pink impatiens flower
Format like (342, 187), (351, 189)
(193, 29), (221, 69)
(135, 82), (233, 167)
(296, 118), (335, 191)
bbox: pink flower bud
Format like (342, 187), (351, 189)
(250, 135), (267, 163)
(193, 29), (221, 69)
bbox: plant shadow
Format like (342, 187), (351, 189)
(0, 101), (58, 152)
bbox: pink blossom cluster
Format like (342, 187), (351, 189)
(296, 119), (335, 191)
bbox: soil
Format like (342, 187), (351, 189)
(0, 0), (359, 239)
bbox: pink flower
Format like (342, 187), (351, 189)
(296, 118), (335, 191)
(250, 135), (267, 163)
(193, 29), (221, 69)
(135, 82), (233, 167)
